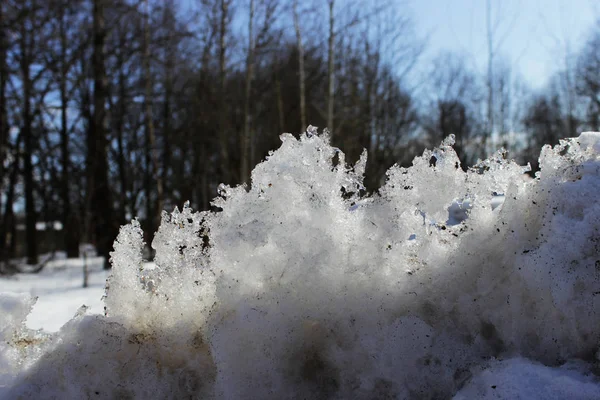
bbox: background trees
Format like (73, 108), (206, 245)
(421, 52), (482, 168)
(0, 0), (598, 267)
(577, 25), (600, 132)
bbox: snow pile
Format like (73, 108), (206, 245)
(1, 128), (600, 399)
(454, 358), (600, 399)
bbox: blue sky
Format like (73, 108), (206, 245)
(178, 0), (599, 90)
(410, 0), (599, 89)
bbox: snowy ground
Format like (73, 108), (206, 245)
(0, 254), (109, 332)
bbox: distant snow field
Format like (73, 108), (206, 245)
(0, 255), (109, 332)
(2, 130), (600, 399)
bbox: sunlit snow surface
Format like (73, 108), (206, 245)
(0, 256), (108, 332)
(2, 129), (600, 399)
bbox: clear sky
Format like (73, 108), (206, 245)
(410, 0), (599, 89)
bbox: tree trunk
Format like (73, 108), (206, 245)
(59, 8), (79, 258)
(0, 1), (7, 191)
(0, 2), (7, 257)
(144, 0), (163, 240)
(486, 0), (494, 141)
(202, 146), (209, 210)
(275, 59), (285, 134)
(327, 0), (335, 136)
(116, 67), (128, 222)
(21, 22), (37, 265)
(241, 0), (254, 183)
(91, 0), (114, 269)
(0, 135), (19, 266)
(293, 0), (306, 133)
(218, 0), (230, 183)
(162, 35), (172, 203)
(79, 53), (93, 247)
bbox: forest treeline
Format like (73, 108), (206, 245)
(0, 0), (599, 268)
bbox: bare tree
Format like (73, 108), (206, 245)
(142, 0), (163, 240)
(0, 0), (448, 264)
(160, 0), (181, 209)
(51, 0), (84, 258)
(274, 53), (285, 133)
(189, 0), (219, 210)
(240, 0), (280, 182)
(90, 0), (115, 269)
(218, 0), (232, 183)
(484, 0), (518, 147)
(522, 93), (564, 171)
(423, 52), (481, 167)
(327, 0), (335, 135)
(358, 0), (423, 189)
(13, 0), (52, 265)
(576, 23), (600, 130)
(109, 16), (132, 223)
(241, 0), (255, 183)
(293, 0), (306, 132)
(0, 133), (20, 272)
(0, 1), (7, 187)
(486, 0), (494, 138)
(538, 2), (585, 137)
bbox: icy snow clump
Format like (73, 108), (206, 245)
(1, 128), (600, 399)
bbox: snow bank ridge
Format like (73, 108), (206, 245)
(2, 128), (600, 399)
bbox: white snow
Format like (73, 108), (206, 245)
(0, 255), (108, 332)
(453, 357), (600, 400)
(1, 128), (600, 399)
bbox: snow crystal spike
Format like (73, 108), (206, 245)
(73, 305), (89, 318)
(279, 132), (294, 142)
(217, 183), (228, 197)
(305, 125), (318, 138)
(441, 134), (456, 147)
